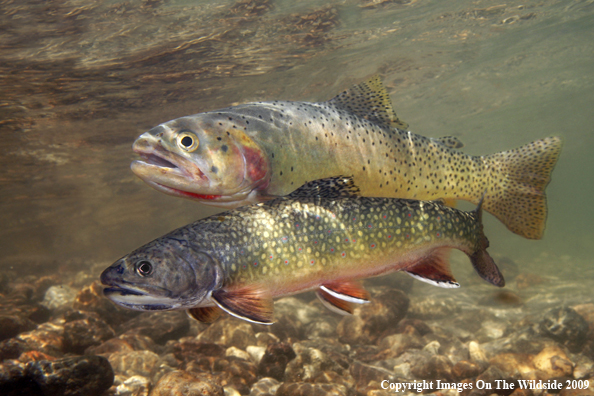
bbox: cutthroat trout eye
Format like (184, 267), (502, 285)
(135, 260), (153, 277)
(177, 131), (199, 152)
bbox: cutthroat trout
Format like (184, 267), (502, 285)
(131, 76), (561, 240)
(101, 177), (503, 325)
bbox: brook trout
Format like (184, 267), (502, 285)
(131, 76), (561, 240)
(101, 177), (503, 325)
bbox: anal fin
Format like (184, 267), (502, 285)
(212, 286), (274, 325)
(405, 248), (460, 288)
(316, 281), (370, 315)
(187, 306), (222, 324)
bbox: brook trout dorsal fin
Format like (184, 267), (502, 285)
(405, 248), (460, 288)
(212, 286), (274, 325)
(433, 136), (464, 149)
(316, 282), (370, 315)
(326, 75), (409, 129)
(187, 306), (222, 324)
(286, 176), (360, 200)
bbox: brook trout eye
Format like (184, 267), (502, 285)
(136, 260), (153, 277)
(177, 131), (199, 152)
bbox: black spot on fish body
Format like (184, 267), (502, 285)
(211, 166), (218, 173)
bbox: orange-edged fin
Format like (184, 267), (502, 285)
(316, 282), (370, 315)
(321, 281), (370, 303)
(405, 248), (460, 288)
(212, 286), (274, 325)
(187, 306), (222, 324)
(316, 289), (356, 315)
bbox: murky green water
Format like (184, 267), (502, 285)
(2, 0), (592, 268)
(1, 0), (594, 392)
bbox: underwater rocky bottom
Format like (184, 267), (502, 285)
(1, 254), (594, 396)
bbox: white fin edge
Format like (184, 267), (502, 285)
(212, 300), (274, 325)
(316, 291), (353, 316)
(319, 285), (370, 304)
(406, 271), (461, 289)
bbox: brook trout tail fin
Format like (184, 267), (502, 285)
(469, 202), (505, 287)
(482, 136), (562, 240)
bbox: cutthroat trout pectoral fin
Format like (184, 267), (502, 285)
(405, 248), (460, 288)
(212, 287), (274, 325)
(187, 306), (222, 324)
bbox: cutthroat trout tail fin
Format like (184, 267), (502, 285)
(469, 200), (505, 287)
(482, 136), (562, 240)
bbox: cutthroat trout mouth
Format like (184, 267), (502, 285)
(132, 144), (207, 182)
(131, 139), (223, 202)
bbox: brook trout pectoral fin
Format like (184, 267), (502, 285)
(187, 306), (222, 324)
(405, 248), (460, 288)
(316, 282), (370, 315)
(212, 286), (274, 325)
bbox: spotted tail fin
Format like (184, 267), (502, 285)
(482, 136), (562, 240)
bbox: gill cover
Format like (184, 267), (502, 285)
(101, 238), (222, 310)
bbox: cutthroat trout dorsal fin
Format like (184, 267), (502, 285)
(212, 286), (274, 325)
(326, 75), (409, 129)
(286, 176), (360, 200)
(405, 248), (460, 288)
(316, 282), (370, 315)
(433, 136), (464, 149)
(187, 306), (222, 324)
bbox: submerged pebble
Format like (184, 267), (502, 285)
(41, 285), (77, 314)
(2, 261), (594, 396)
(4, 355), (114, 396)
(150, 370), (223, 396)
(539, 307), (589, 352)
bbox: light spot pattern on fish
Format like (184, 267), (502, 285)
(101, 177), (503, 325)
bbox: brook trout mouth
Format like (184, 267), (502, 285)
(103, 286), (178, 311)
(103, 286), (146, 297)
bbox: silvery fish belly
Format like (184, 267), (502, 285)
(131, 76), (562, 240)
(101, 177), (504, 325)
